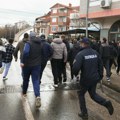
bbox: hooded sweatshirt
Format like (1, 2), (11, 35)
(51, 38), (67, 62)
(14, 38), (29, 60)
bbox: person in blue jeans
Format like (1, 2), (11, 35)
(2, 38), (15, 80)
(21, 32), (41, 108)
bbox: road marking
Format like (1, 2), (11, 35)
(21, 96), (35, 120)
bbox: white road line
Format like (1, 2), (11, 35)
(21, 96), (35, 120)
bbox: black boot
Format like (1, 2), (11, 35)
(104, 101), (114, 115)
(78, 113), (88, 120)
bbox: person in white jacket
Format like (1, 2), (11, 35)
(51, 38), (67, 87)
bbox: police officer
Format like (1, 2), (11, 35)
(72, 38), (114, 120)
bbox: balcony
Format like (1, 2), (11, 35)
(69, 22), (80, 27)
(70, 13), (79, 19)
(58, 12), (68, 16)
(58, 22), (66, 26)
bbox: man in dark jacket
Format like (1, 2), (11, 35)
(100, 38), (111, 81)
(69, 40), (81, 80)
(73, 38), (114, 119)
(14, 33), (29, 62)
(61, 35), (70, 82)
(39, 34), (53, 83)
(21, 32), (41, 108)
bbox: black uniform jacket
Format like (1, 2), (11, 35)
(73, 47), (103, 88)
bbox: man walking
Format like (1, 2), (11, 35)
(2, 38), (15, 80)
(73, 38), (114, 120)
(39, 34), (53, 84)
(21, 32), (41, 108)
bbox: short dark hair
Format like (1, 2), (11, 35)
(40, 34), (45, 39)
(103, 38), (107, 43)
(24, 33), (29, 38)
(8, 38), (14, 44)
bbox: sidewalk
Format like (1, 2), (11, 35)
(102, 68), (120, 93)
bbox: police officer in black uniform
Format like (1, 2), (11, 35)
(72, 38), (114, 120)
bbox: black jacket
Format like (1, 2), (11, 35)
(72, 47), (103, 88)
(69, 43), (82, 64)
(22, 37), (41, 67)
(40, 39), (53, 63)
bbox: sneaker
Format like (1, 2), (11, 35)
(78, 113), (88, 119)
(53, 84), (58, 88)
(22, 94), (27, 98)
(105, 101), (114, 115)
(106, 77), (110, 82)
(3, 77), (8, 81)
(35, 97), (41, 108)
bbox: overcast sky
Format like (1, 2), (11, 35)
(0, 0), (79, 25)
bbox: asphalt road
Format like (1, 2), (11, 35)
(0, 60), (120, 120)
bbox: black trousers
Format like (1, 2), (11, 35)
(117, 56), (120, 73)
(51, 59), (63, 84)
(102, 58), (111, 77)
(61, 61), (67, 81)
(77, 83), (107, 114)
(39, 61), (47, 83)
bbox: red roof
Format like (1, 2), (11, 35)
(50, 3), (72, 9)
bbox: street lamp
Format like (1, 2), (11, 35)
(86, 0), (89, 38)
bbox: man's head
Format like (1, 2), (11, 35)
(40, 34), (45, 39)
(80, 37), (90, 47)
(61, 35), (66, 40)
(24, 33), (29, 39)
(30, 31), (36, 38)
(8, 38), (14, 44)
(103, 38), (107, 43)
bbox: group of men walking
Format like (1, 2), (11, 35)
(1, 32), (118, 119)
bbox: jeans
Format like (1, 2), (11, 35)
(22, 65), (41, 97)
(2, 62), (11, 77)
(77, 83), (107, 114)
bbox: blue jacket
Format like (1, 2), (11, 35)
(73, 47), (103, 88)
(40, 39), (53, 63)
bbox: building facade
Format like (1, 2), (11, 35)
(80, 0), (120, 42)
(35, 3), (80, 37)
(34, 12), (51, 37)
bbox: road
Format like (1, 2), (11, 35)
(0, 60), (120, 120)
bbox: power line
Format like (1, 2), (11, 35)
(0, 8), (41, 15)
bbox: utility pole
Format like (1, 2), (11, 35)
(86, 0), (89, 38)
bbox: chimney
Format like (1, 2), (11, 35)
(69, 3), (72, 7)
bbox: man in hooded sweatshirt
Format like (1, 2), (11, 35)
(51, 37), (67, 87)
(21, 32), (41, 108)
(14, 33), (29, 62)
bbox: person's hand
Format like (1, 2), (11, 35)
(20, 63), (24, 67)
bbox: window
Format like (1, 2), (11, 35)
(59, 27), (66, 31)
(59, 17), (66, 22)
(52, 18), (57, 23)
(52, 9), (57, 13)
(59, 8), (67, 13)
(51, 26), (57, 32)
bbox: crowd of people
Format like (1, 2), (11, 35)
(0, 32), (120, 119)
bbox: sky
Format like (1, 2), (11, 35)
(0, 0), (80, 26)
